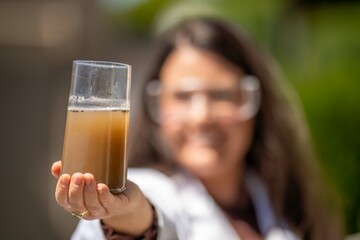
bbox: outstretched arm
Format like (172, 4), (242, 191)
(51, 161), (153, 237)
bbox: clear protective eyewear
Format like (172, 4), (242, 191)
(146, 75), (261, 124)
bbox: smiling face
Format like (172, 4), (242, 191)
(158, 46), (256, 180)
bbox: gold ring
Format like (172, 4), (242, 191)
(71, 210), (89, 219)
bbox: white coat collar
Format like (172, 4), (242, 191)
(173, 170), (299, 240)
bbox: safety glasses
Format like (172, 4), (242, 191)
(146, 75), (261, 124)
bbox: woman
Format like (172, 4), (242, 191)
(52, 17), (342, 239)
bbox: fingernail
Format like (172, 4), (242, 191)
(97, 184), (104, 194)
(85, 177), (92, 186)
(73, 175), (82, 186)
(61, 175), (70, 187)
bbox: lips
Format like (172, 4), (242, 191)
(185, 131), (222, 148)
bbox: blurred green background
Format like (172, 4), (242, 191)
(0, 0), (358, 239)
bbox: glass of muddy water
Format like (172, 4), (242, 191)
(61, 60), (131, 194)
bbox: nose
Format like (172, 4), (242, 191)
(188, 94), (212, 124)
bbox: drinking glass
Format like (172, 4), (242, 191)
(61, 60), (131, 194)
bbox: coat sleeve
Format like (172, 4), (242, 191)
(71, 220), (104, 240)
(128, 168), (179, 240)
(70, 208), (178, 240)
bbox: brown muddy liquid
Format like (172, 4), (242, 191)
(61, 108), (129, 193)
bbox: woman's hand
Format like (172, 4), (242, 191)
(51, 161), (153, 236)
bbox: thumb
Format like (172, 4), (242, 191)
(51, 161), (62, 178)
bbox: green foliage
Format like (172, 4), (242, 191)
(275, 3), (360, 233)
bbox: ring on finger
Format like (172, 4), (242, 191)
(71, 210), (89, 219)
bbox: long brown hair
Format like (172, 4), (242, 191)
(129, 17), (343, 239)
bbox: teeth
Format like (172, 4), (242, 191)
(188, 132), (219, 146)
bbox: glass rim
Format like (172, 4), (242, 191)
(73, 60), (131, 69)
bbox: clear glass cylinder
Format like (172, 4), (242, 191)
(61, 60), (131, 194)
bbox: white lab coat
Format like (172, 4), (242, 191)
(72, 168), (299, 240)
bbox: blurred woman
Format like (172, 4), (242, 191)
(52, 17), (343, 239)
